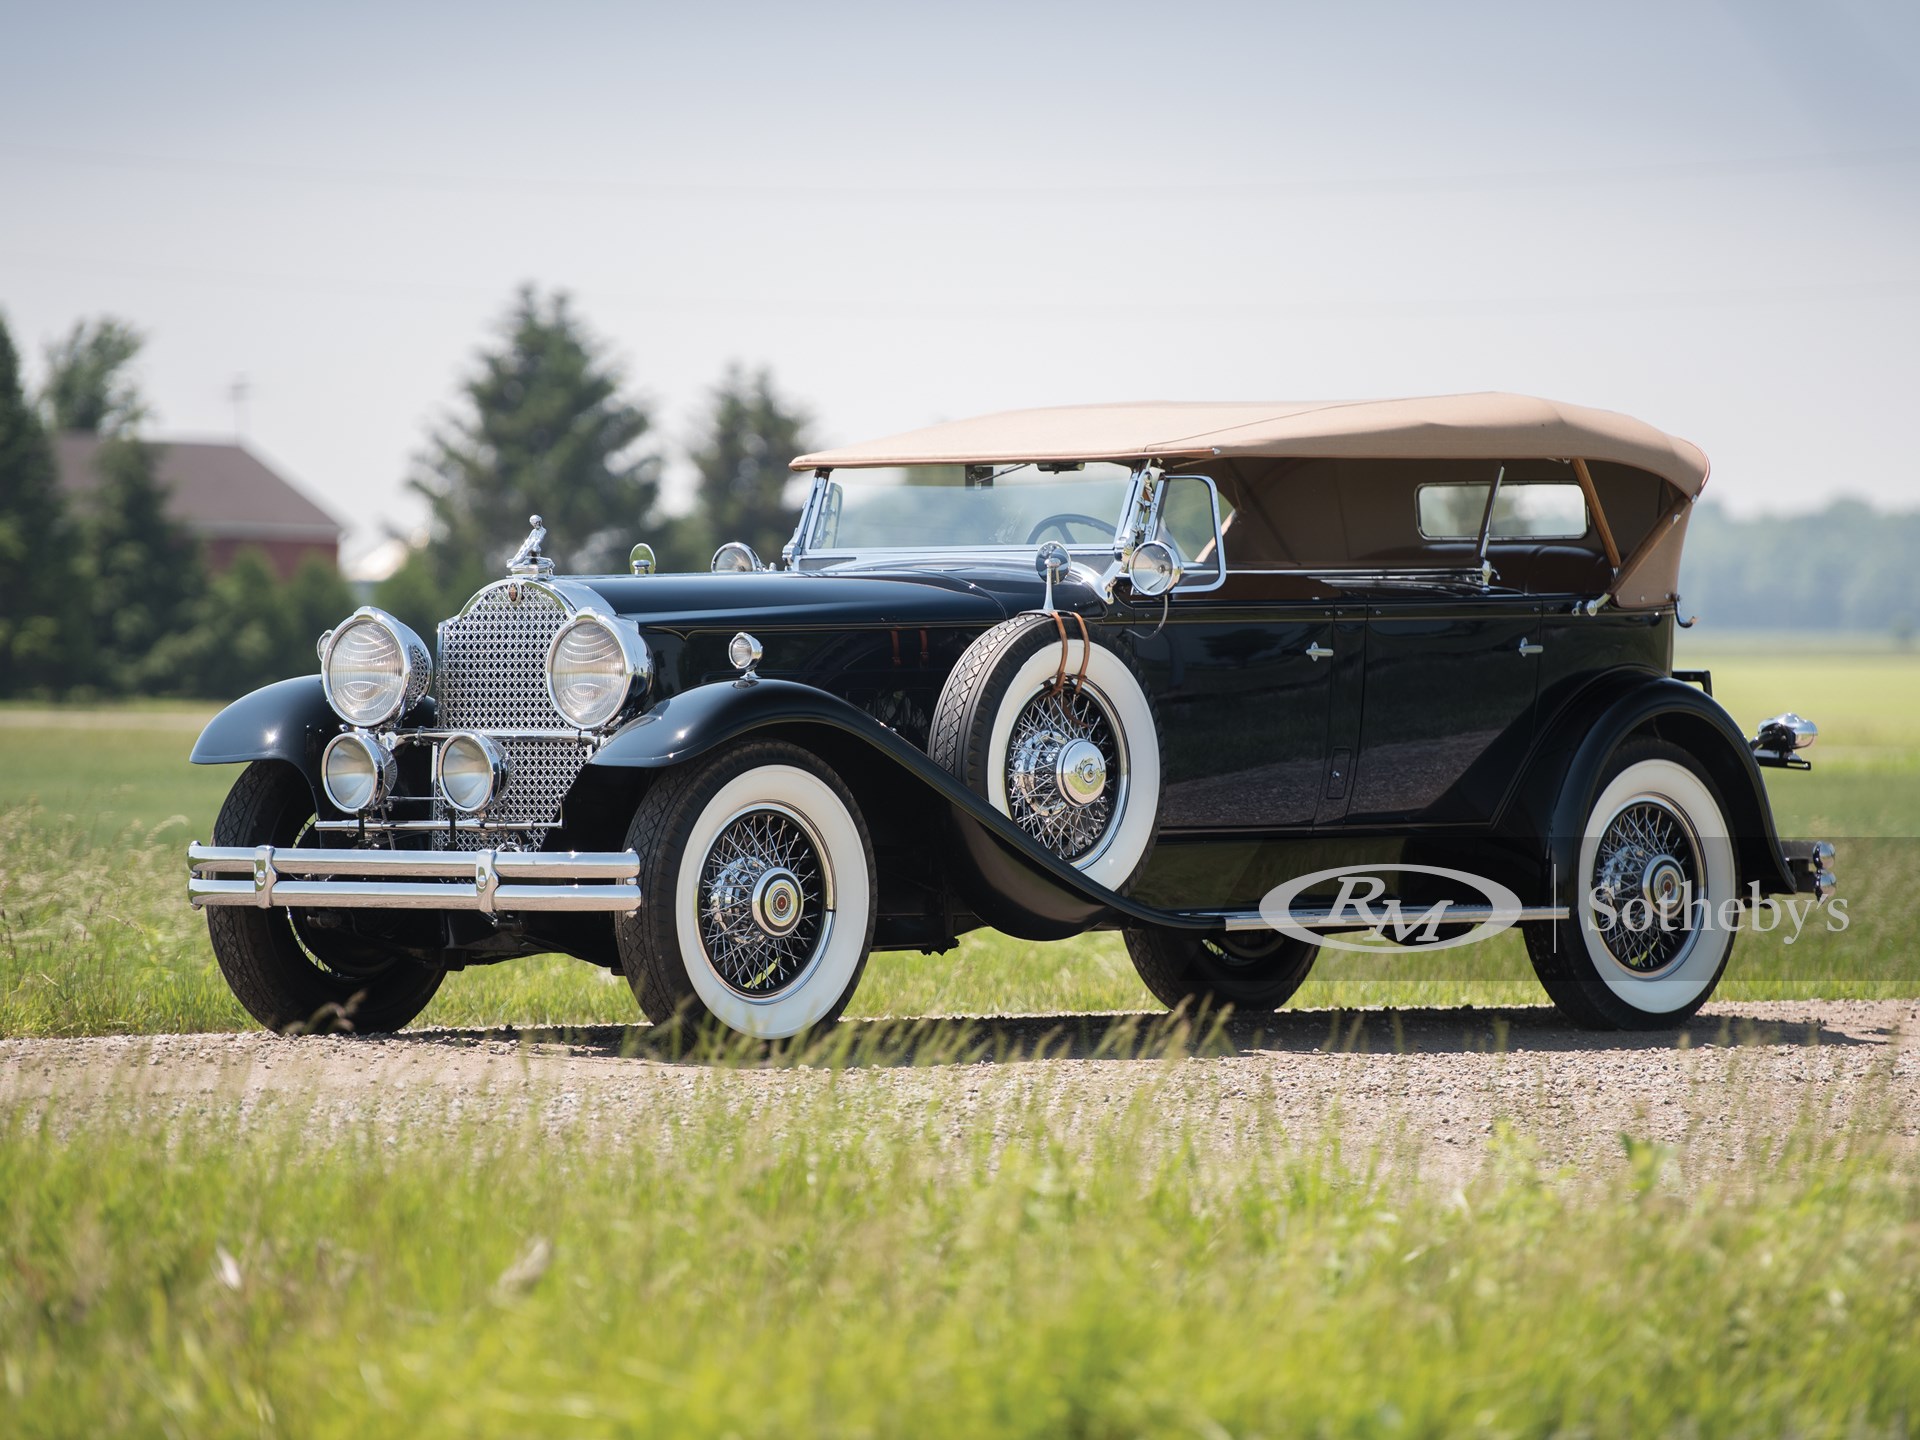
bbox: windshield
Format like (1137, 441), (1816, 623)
(803, 463), (1136, 553)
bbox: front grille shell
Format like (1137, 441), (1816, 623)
(431, 579), (598, 847)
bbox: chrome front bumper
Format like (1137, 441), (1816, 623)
(187, 843), (642, 915)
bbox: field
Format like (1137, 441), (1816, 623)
(4, 1040), (1918, 1438)
(4, 639), (1919, 1436)
(3, 640), (1916, 1037)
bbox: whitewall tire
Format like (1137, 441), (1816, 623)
(1524, 739), (1738, 1029)
(617, 741), (876, 1040)
(929, 615), (1161, 892)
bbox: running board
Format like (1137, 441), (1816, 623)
(1196, 904), (1571, 933)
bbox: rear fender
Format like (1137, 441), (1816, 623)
(591, 679), (1209, 939)
(1515, 674), (1797, 902)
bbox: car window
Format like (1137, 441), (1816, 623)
(1158, 474), (1227, 577)
(1417, 481), (1588, 541)
(807, 463), (1135, 551)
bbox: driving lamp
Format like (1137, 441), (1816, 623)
(436, 732), (509, 814)
(545, 613), (649, 730)
(320, 608), (430, 726)
(711, 541), (763, 573)
(320, 731), (395, 813)
(1126, 540), (1182, 597)
(728, 631), (763, 674)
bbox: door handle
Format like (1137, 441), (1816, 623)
(1517, 639), (1544, 656)
(1305, 643), (1333, 661)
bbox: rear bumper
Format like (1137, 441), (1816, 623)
(187, 842), (642, 915)
(1780, 839), (1837, 901)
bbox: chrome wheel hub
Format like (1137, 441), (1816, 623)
(1005, 684), (1124, 863)
(697, 806), (832, 998)
(1641, 855), (1687, 919)
(1591, 798), (1701, 974)
(750, 867), (805, 936)
(1054, 738), (1107, 806)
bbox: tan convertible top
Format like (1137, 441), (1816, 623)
(791, 392), (1710, 497)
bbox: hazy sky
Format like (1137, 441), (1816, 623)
(4, 0), (1917, 567)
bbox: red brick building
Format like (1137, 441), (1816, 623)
(55, 434), (343, 579)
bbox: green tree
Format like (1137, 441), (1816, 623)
(371, 553), (456, 655)
(40, 318), (147, 435)
(159, 547), (295, 698)
(281, 552), (357, 673)
(81, 435), (208, 694)
(683, 365), (812, 568)
(0, 314), (86, 695)
(404, 286), (660, 614)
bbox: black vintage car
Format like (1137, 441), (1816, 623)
(187, 394), (1834, 1038)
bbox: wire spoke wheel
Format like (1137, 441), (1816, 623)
(1004, 681), (1127, 863)
(1589, 796), (1703, 975)
(695, 802), (835, 1000)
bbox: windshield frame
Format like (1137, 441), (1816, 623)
(783, 461), (1226, 596)
(786, 463), (1134, 563)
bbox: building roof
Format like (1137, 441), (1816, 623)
(54, 433), (343, 542)
(792, 393), (1711, 496)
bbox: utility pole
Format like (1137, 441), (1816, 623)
(229, 374), (250, 442)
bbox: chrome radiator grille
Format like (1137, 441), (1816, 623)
(433, 581), (592, 845)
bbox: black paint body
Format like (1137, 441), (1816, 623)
(192, 564), (1797, 966)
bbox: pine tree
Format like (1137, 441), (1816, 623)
(686, 365), (812, 568)
(0, 314), (85, 695)
(281, 552), (356, 674)
(406, 286), (660, 608)
(81, 435), (207, 694)
(40, 318), (147, 435)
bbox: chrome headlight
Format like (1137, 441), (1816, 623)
(320, 731), (395, 813)
(320, 608), (431, 727)
(436, 732), (509, 814)
(545, 612), (650, 730)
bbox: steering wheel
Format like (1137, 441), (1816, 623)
(1026, 513), (1113, 545)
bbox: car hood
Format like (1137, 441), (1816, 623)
(565, 568), (1053, 632)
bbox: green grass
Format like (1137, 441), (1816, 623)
(1, 643), (1916, 1039)
(5, 649), (1920, 1437)
(4, 1070), (1917, 1438)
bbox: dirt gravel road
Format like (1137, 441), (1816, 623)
(4, 1000), (1914, 1184)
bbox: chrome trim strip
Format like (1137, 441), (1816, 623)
(795, 543), (1119, 568)
(188, 843), (642, 916)
(451, 575), (610, 621)
(1211, 904), (1570, 933)
(385, 728), (595, 745)
(313, 818), (564, 833)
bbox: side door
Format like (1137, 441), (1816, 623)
(1128, 595), (1338, 831)
(1341, 598), (1544, 825)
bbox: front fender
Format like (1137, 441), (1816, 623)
(592, 680), (1209, 940)
(1524, 675), (1796, 902)
(189, 677), (340, 794)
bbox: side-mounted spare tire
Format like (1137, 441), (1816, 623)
(929, 612), (1161, 893)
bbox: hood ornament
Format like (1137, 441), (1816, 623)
(508, 515), (554, 578)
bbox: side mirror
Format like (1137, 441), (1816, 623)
(1035, 541), (1069, 611)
